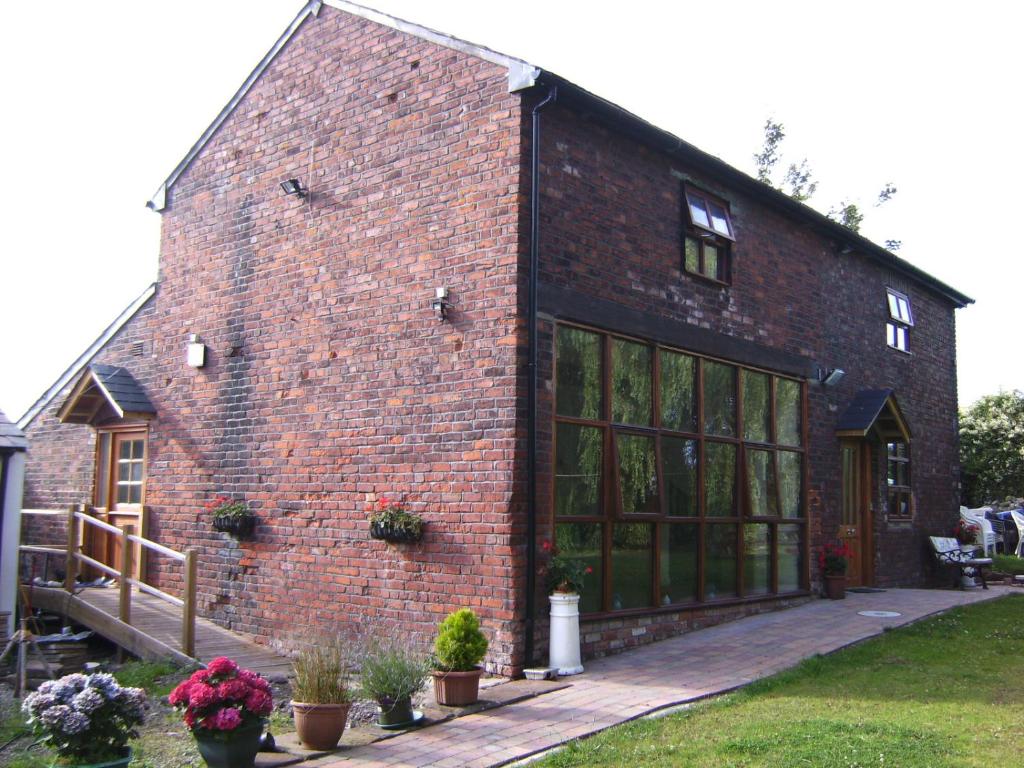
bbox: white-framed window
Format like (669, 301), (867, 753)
(886, 289), (913, 352)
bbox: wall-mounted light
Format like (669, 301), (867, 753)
(431, 286), (451, 322)
(280, 178), (307, 198)
(818, 367), (846, 386)
(187, 334), (206, 368)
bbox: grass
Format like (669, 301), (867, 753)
(992, 554), (1024, 575)
(114, 659), (182, 698)
(536, 594), (1024, 768)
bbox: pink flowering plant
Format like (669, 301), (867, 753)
(169, 657), (272, 737)
(21, 672), (146, 764)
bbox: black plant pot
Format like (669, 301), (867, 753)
(369, 521), (423, 543)
(213, 514), (256, 538)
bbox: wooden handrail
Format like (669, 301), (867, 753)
(125, 534), (186, 562)
(21, 503), (199, 659)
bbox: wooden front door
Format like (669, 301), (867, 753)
(85, 428), (147, 581)
(840, 441), (872, 587)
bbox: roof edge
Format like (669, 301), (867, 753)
(539, 73), (973, 309)
(146, 0), (324, 212)
(18, 283), (158, 430)
(146, 0), (539, 212)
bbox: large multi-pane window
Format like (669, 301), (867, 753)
(554, 324), (806, 614)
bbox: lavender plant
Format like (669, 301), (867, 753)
(22, 672), (146, 765)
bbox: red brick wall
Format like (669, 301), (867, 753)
(531, 101), (962, 656)
(143, 8), (526, 673)
(21, 299), (158, 558)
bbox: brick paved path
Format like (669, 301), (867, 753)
(318, 587), (1012, 768)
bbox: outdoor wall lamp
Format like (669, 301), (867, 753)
(818, 367), (846, 386)
(431, 286), (451, 322)
(187, 334), (206, 368)
(280, 178), (307, 198)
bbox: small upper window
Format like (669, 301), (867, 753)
(886, 289), (912, 352)
(685, 187), (734, 240)
(683, 186), (734, 284)
(887, 289), (913, 326)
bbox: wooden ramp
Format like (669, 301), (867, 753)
(29, 586), (291, 679)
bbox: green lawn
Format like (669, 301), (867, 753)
(537, 595), (1024, 768)
(993, 554), (1024, 575)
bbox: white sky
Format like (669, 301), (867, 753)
(2, 0), (1021, 421)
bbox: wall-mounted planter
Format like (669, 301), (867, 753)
(369, 521), (423, 544)
(213, 514), (256, 538)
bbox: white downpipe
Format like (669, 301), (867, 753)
(549, 592), (583, 675)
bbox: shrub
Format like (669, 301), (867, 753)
(169, 657), (272, 734)
(434, 609), (488, 672)
(21, 672), (146, 765)
(358, 639), (429, 706)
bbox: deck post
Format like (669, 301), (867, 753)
(182, 550), (197, 657)
(119, 525), (135, 625)
(64, 505), (79, 592)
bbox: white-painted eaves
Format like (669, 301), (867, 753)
(146, 0), (540, 212)
(18, 283), (157, 430)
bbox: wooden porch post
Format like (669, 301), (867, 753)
(63, 505), (79, 592)
(182, 550), (197, 657)
(119, 525), (134, 625)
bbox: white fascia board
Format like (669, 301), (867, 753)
(322, 0), (540, 92)
(18, 283), (157, 430)
(145, 1), (540, 212)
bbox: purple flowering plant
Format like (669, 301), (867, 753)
(21, 672), (146, 764)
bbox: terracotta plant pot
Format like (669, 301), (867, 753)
(192, 719), (263, 768)
(823, 574), (846, 600)
(431, 667), (483, 706)
(291, 701), (351, 750)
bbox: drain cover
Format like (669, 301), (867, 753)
(857, 610), (901, 618)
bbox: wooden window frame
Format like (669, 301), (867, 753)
(886, 439), (912, 520)
(683, 185), (734, 285)
(94, 425), (148, 511)
(553, 323), (808, 618)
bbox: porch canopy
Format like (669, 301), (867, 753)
(836, 388), (910, 441)
(57, 364), (155, 426)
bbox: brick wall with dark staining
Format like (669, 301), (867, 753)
(138, 7), (526, 673)
(531, 100), (963, 656)
(20, 299), (158, 562)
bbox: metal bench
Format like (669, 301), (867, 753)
(929, 536), (992, 589)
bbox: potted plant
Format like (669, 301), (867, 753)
(368, 498), (424, 544)
(358, 639), (430, 728)
(290, 640), (351, 751)
(431, 608), (489, 706)
(207, 496), (255, 538)
(953, 519), (980, 553)
(541, 540), (593, 676)
(819, 541), (852, 599)
(21, 672), (146, 768)
(169, 657), (273, 768)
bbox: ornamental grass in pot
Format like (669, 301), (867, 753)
(21, 672), (146, 768)
(169, 657), (272, 768)
(431, 608), (489, 706)
(291, 640), (352, 751)
(358, 639), (430, 728)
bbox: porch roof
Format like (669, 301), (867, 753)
(57, 365), (156, 425)
(836, 388), (911, 442)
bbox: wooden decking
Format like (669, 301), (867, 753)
(29, 585), (291, 678)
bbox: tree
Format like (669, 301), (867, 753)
(753, 119), (817, 202)
(753, 118), (897, 244)
(959, 391), (1024, 506)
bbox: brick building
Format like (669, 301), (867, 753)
(19, 0), (970, 673)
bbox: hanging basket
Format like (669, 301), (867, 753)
(213, 514), (256, 538)
(369, 521), (423, 544)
